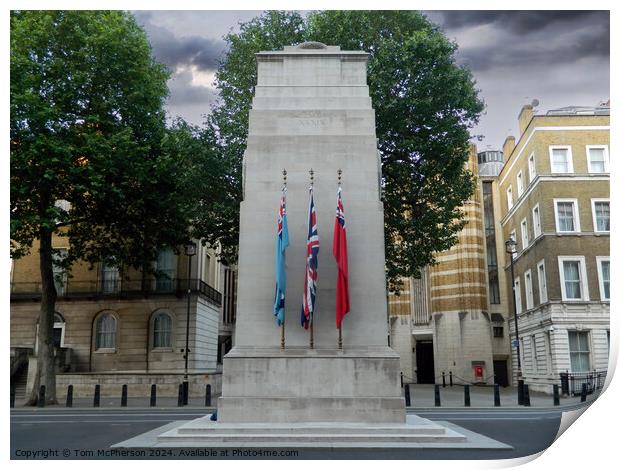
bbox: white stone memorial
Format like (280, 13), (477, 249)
(115, 43), (510, 449)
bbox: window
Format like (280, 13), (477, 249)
(156, 248), (176, 292)
(101, 260), (119, 294)
(596, 256), (610, 301)
(549, 146), (573, 173)
(521, 218), (529, 249)
(507, 186), (513, 210)
(586, 145), (609, 173)
(525, 270), (534, 309)
(95, 313), (116, 350)
(591, 199), (610, 233)
(537, 260), (548, 304)
(558, 256), (589, 301)
(514, 277), (522, 314)
(517, 171), (524, 196)
(528, 153), (536, 182)
(153, 312), (172, 348)
(52, 248), (68, 296)
(554, 199), (580, 232)
(493, 326), (504, 338)
(532, 204), (541, 238)
(568, 331), (590, 373)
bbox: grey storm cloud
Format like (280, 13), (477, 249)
(134, 11), (227, 73)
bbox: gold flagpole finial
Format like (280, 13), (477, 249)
(309, 168), (314, 187)
(337, 168), (342, 186)
(282, 168), (287, 188)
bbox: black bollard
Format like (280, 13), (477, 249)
(38, 385), (46, 408)
(400, 372), (404, 388)
(464, 384), (471, 407)
(494, 384), (501, 407)
(10, 388), (16, 408)
(517, 379), (524, 405)
(523, 384), (531, 406)
(404, 384), (411, 407)
(205, 384), (212, 407)
(177, 384), (184, 407)
(449, 371), (453, 387)
(121, 384), (128, 407)
(442, 372), (446, 388)
(150, 384), (157, 407)
(66, 385), (73, 408)
(553, 384), (560, 406)
(580, 383), (587, 403)
(434, 384), (441, 407)
(93, 384), (100, 407)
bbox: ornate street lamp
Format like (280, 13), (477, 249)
(182, 241), (197, 405)
(505, 235), (524, 405)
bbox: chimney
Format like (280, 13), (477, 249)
(503, 136), (516, 159)
(518, 104), (534, 136)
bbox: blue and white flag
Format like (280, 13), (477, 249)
(274, 187), (290, 325)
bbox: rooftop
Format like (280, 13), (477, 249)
(545, 105), (610, 116)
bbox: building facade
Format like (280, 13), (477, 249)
(10, 236), (237, 402)
(497, 103), (610, 392)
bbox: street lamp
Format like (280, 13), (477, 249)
(182, 241), (197, 406)
(505, 235), (524, 405)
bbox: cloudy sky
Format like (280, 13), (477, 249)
(134, 10), (610, 150)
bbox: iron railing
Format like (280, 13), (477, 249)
(560, 370), (607, 396)
(10, 278), (222, 307)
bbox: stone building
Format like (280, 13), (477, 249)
(389, 145), (508, 386)
(498, 103), (610, 392)
(10, 235), (237, 402)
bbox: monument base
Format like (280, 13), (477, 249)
(112, 415), (512, 449)
(217, 346), (405, 423)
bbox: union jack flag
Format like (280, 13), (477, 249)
(301, 187), (319, 329)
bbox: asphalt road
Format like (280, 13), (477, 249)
(10, 407), (568, 460)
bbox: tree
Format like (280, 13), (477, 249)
(10, 11), (192, 404)
(210, 11), (484, 290)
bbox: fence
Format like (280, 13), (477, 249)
(560, 370), (607, 396)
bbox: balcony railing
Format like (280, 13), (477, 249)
(560, 370), (607, 396)
(10, 278), (222, 307)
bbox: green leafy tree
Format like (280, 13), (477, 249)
(10, 11), (195, 404)
(211, 10), (483, 290)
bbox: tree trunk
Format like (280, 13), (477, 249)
(26, 228), (58, 405)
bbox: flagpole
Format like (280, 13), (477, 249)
(337, 168), (343, 350)
(281, 168), (287, 351)
(309, 168), (315, 350)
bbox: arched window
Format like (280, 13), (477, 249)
(95, 313), (116, 350)
(153, 312), (172, 348)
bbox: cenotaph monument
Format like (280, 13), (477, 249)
(116, 43), (510, 449)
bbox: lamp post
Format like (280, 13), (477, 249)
(183, 241), (196, 406)
(505, 235), (524, 405)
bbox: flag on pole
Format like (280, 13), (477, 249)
(333, 186), (350, 328)
(273, 187), (289, 326)
(301, 187), (319, 329)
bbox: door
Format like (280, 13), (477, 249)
(493, 360), (509, 387)
(415, 341), (435, 384)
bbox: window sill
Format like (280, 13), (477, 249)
(151, 347), (174, 352)
(94, 348), (116, 354)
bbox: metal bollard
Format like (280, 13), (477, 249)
(434, 384), (441, 407)
(464, 384), (471, 407)
(121, 384), (128, 407)
(66, 385), (73, 408)
(449, 371), (453, 387)
(494, 384), (501, 407)
(205, 384), (212, 407)
(10, 388), (15, 408)
(38, 385), (46, 408)
(404, 384), (411, 407)
(400, 372), (404, 388)
(93, 384), (100, 407)
(580, 383), (587, 403)
(523, 384), (531, 406)
(177, 384), (184, 407)
(517, 379), (524, 405)
(442, 372), (446, 388)
(150, 384), (157, 407)
(553, 384), (560, 406)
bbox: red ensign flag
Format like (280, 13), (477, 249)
(333, 187), (350, 328)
